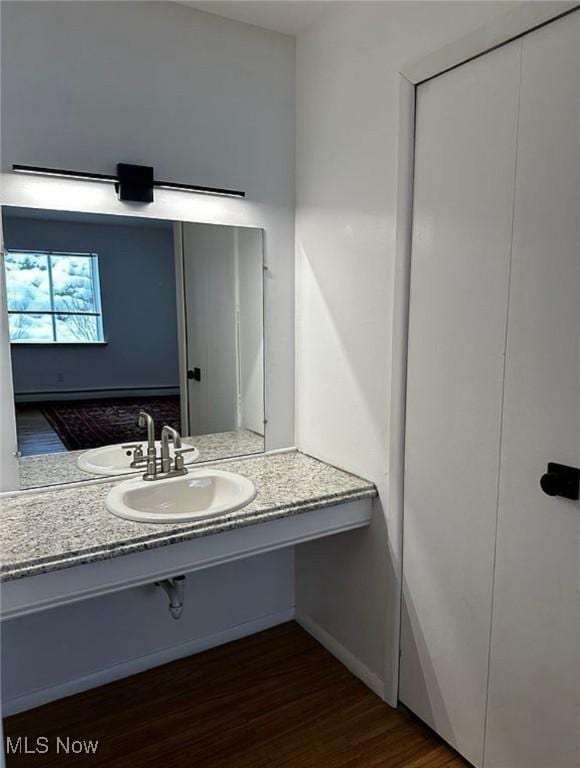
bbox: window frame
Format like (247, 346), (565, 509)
(4, 249), (105, 345)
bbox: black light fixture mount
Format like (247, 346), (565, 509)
(12, 163), (245, 202)
(115, 163), (154, 203)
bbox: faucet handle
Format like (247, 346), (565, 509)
(122, 443), (147, 467)
(174, 446), (197, 472)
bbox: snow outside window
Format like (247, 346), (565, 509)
(4, 251), (104, 344)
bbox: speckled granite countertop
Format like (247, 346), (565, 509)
(1, 451), (376, 582)
(18, 430), (265, 490)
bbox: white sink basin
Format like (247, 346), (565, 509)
(77, 441), (200, 477)
(106, 468), (256, 524)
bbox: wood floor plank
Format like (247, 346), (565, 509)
(15, 407), (67, 456)
(3, 623), (469, 767)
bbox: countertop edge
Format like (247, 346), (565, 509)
(0, 486), (376, 583)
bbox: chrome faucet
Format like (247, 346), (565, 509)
(123, 410), (156, 468)
(138, 411), (156, 456)
(160, 425), (181, 474)
(125, 412), (196, 481)
(138, 410), (157, 476)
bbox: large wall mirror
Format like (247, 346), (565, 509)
(2, 207), (265, 490)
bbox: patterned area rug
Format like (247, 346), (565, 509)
(41, 396), (181, 451)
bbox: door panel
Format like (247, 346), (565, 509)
(182, 223), (238, 436)
(401, 40), (521, 767)
(484, 13), (580, 768)
(236, 228), (264, 436)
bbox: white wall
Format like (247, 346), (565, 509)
(294, 1), (523, 705)
(0, 0), (295, 488)
(2, 550), (294, 713)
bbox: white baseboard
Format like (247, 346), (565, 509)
(296, 611), (386, 701)
(3, 608), (294, 716)
(4, 609), (387, 716)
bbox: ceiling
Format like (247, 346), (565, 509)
(180, 1), (331, 36)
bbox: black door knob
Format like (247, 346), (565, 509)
(187, 367), (201, 382)
(540, 472), (564, 496)
(540, 463), (579, 501)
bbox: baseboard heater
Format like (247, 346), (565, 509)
(14, 386), (180, 404)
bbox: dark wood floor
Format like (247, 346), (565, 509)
(15, 407), (67, 456)
(3, 622), (468, 767)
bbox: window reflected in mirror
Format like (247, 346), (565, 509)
(6, 250), (104, 344)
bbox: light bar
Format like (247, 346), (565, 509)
(12, 165), (117, 183)
(12, 163), (245, 201)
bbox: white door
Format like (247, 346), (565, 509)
(484, 13), (580, 768)
(182, 223), (238, 436)
(401, 39), (521, 767)
(236, 228), (264, 436)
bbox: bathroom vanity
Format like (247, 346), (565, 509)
(1, 451), (376, 620)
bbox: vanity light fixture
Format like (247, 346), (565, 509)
(12, 163), (245, 201)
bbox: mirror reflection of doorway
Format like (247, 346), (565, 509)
(181, 223), (264, 440)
